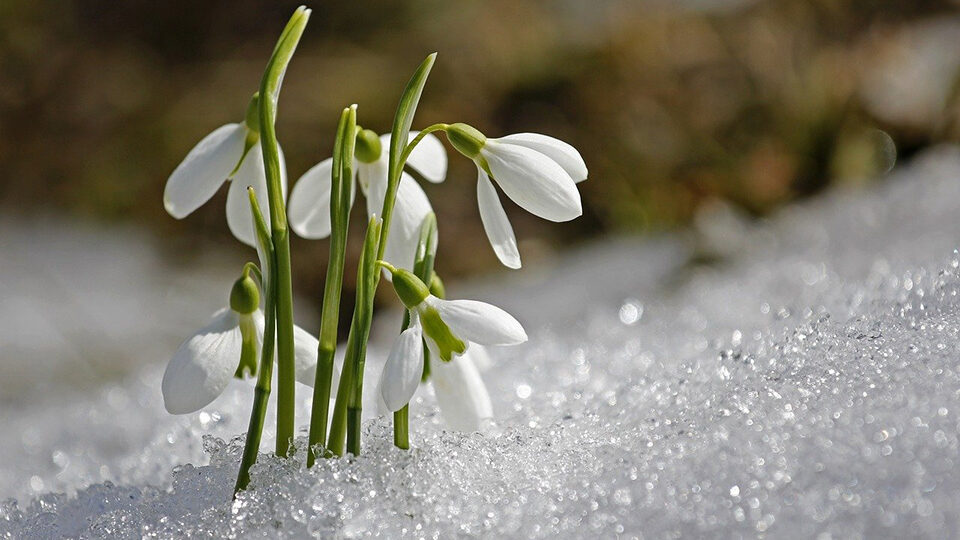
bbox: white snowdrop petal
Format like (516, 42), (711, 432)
(430, 353), (493, 431)
(374, 376), (392, 417)
(477, 168), (521, 269)
(379, 321), (424, 412)
(482, 142), (582, 222)
(406, 131), (448, 183)
(361, 157), (389, 208)
(293, 324), (325, 387)
(465, 343), (493, 372)
(288, 158), (334, 239)
(161, 308), (242, 414)
(227, 144), (289, 247)
(164, 123), (246, 219)
(497, 132), (588, 183)
(368, 172), (434, 273)
(431, 297), (528, 346)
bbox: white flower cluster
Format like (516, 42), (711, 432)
(162, 96), (586, 432)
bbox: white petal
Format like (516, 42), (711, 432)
(161, 308), (242, 414)
(288, 158), (334, 239)
(476, 168), (521, 269)
(374, 376), (392, 416)
(405, 131), (447, 183)
(496, 133), (587, 183)
(293, 324), (329, 387)
(368, 172), (434, 273)
(164, 123), (246, 219)
(428, 296), (527, 346)
(379, 319), (424, 412)
(482, 141), (581, 222)
(358, 156), (387, 201)
(464, 343), (493, 372)
(430, 352), (492, 431)
(226, 143), (289, 247)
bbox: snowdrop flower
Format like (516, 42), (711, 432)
(163, 93), (288, 247)
(430, 345), (493, 431)
(376, 339), (494, 432)
(445, 123), (587, 269)
(161, 273), (319, 415)
(287, 129), (447, 271)
(377, 263), (526, 417)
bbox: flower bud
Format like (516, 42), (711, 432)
(230, 274), (260, 314)
(388, 266), (430, 309)
(429, 273), (445, 299)
(355, 128), (382, 163)
(446, 123), (486, 160)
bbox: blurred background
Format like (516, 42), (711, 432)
(3, 0), (960, 324)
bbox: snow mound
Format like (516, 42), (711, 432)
(5, 147), (960, 537)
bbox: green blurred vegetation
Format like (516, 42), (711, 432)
(2, 0), (960, 298)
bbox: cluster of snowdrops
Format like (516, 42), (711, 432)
(159, 7), (587, 492)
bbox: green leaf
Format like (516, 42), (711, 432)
(258, 6), (310, 231)
(387, 53), (437, 193)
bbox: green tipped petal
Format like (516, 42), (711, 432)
(420, 305), (466, 361)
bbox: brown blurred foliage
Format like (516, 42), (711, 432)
(2, 0), (960, 301)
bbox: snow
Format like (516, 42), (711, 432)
(5, 147), (960, 537)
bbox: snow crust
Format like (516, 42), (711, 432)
(6, 147), (960, 537)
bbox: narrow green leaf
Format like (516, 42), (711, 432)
(388, 53), (437, 182)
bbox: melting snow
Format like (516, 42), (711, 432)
(5, 147), (960, 537)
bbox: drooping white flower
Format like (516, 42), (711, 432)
(163, 100), (288, 247)
(376, 336), (495, 432)
(161, 309), (322, 415)
(287, 130), (446, 271)
(377, 265), (526, 418)
(447, 124), (587, 269)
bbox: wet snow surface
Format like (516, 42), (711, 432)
(5, 147), (960, 538)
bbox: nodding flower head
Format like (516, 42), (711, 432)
(163, 92), (288, 247)
(287, 128), (447, 273)
(161, 272), (326, 415)
(445, 124), (587, 270)
(376, 262), (526, 419)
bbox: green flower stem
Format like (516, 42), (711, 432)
(257, 6), (310, 457)
(393, 406), (409, 449)
(235, 189), (277, 494)
(346, 218), (381, 455)
(330, 53), (437, 455)
(393, 213), (438, 449)
(307, 105), (357, 467)
(399, 123), (448, 167)
(241, 261), (263, 284)
(326, 322), (355, 456)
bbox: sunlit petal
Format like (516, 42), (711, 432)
(368, 172), (434, 273)
(161, 308), (242, 414)
(482, 141), (581, 222)
(164, 123), (246, 219)
(227, 143), (288, 247)
(477, 168), (521, 269)
(428, 296), (527, 346)
(430, 351), (493, 431)
(294, 324), (329, 387)
(288, 157), (334, 239)
(379, 316), (424, 411)
(404, 131), (447, 183)
(497, 132), (588, 183)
